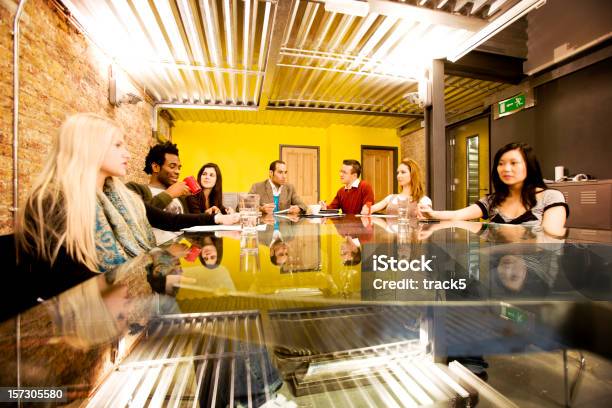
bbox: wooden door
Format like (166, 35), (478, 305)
(447, 116), (490, 209)
(280, 145), (319, 204)
(362, 147), (397, 201)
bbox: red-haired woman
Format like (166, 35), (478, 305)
(363, 158), (432, 215)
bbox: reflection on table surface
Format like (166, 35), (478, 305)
(172, 216), (611, 303)
(1, 216), (611, 406)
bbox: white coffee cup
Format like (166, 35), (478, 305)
(555, 166), (564, 182)
(308, 204), (321, 215)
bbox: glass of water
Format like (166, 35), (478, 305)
(240, 232), (260, 274)
(239, 193), (260, 232)
(397, 205), (409, 225)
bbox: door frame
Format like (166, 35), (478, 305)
(361, 145), (399, 193)
(279, 144), (320, 201)
(445, 110), (492, 209)
(465, 134), (479, 205)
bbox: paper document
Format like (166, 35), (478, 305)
(301, 213), (344, 218)
(274, 214), (299, 221)
(181, 224), (267, 232)
(356, 214), (398, 218)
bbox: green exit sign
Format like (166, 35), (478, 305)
(504, 307), (527, 323)
(498, 94), (526, 116)
(500, 302), (533, 329)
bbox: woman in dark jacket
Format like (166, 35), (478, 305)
(13, 113), (238, 309)
(186, 163), (233, 215)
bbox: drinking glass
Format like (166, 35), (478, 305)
(398, 205), (409, 225)
(239, 193), (260, 232)
(240, 232), (260, 275)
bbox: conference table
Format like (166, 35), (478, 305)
(1, 215), (610, 407)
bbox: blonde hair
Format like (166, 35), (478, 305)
(400, 158), (425, 202)
(16, 113), (146, 271)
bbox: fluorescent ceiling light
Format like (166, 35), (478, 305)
(324, 0), (370, 17)
(447, 0), (547, 62)
(326, 0), (487, 33)
(368, 0), (486, 32)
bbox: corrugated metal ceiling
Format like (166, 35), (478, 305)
(168, 74), (509, 128)
(59, 0), (523, 128)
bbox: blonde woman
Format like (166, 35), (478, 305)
(16, 113), (238, 281)
(362, 158), (432, 215)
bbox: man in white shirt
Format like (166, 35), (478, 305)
(127, 142), (237, 243)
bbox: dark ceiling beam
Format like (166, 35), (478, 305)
(258, 0), (293, 111)
(266, 105), (424, 118)
(444, 50), (526, 84)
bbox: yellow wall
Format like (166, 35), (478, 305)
(172, 121), (399, 201)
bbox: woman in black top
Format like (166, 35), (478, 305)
(420, 143), (568, 235)
(186, 162), (233, 214)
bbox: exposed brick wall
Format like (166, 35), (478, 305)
(0, 0), (158, 234)
(399, 127), (428, 194)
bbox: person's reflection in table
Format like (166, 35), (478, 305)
(47, 278), (128, 348)
(270, 239), (289, 266)
(13, 280), (119, 390)
(259, 215), (297, 244)
(481, 224), (564, 299)
(331, 216), (372, 269)
(491, 252), (554, 298)
(414, 219), (566, 245)
(149, 243), (192, 293)
(178, 234), (237, 295)
(331, 220), (366, 296)
(331, 216), (373, 244)
(11, 255), (160, 392)
(146, 243), (199, 315)
(340, 236), (362, 266)
(496, 254), (528, 292)
(483, 222), (537, 243)
(188, 233), (223, 269)
(259, 215), (297, 271)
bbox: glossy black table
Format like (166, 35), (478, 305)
(1, 216), (610, 407)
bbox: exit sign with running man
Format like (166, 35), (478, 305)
(498, 94), (526, 116)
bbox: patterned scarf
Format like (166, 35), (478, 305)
(95, 179), (155, 272)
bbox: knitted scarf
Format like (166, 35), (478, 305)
(95, 179), (155, 272)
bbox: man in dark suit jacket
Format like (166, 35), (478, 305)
(249, 160), (307, 215)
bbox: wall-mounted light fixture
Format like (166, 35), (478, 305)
(109, 64), (143, 106)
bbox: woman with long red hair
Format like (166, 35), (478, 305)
(363, 158), (432, 215)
